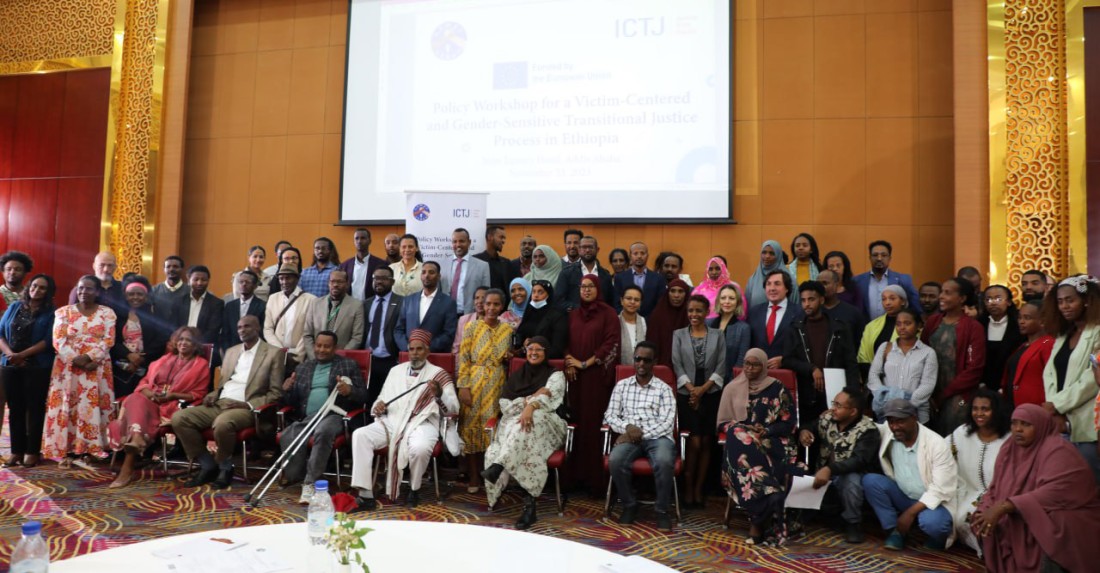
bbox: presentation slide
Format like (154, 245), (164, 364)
(342, 0), (731, 223)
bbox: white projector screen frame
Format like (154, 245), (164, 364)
(339, 0), (733, 224)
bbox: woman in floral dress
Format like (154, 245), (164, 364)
(43, 275), (117, 469)
(717, 348), (798, 546)
(457, 288), (513, 493)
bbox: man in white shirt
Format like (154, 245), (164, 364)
(561, 229), (583, 264)
(264, 266), (317, 374)
(394, 262), (458, 353)
(349, 329), (458, 509)
(439, 227), (491, 316)
(171, 315), (284, 489)
(171, 265), (224, 348)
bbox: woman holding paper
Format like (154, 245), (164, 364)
(717, 348), (799, 547)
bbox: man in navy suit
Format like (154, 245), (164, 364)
(555, 235), (615, 311)
(338, 228), (388, 302)
(363, 266), (404, 411)
(221, 270), (266, 357)
(852, 240), (921, 320)
(613, 242), (667, 317)
(172, 265), (224, 349)
(749, 269), (803, 367)
(394, 261), (457, 353)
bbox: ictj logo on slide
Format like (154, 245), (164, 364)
(413, 204), (431, 221)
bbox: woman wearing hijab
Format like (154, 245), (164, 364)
(647, 279), (690, 368)
(482, 336), (567, 530)
(515, 280), (568, 358)
(501, 277), (531, 329)
(858, 284), (909, 365)
(692, 256), (732, 319)
(565, 274), (621, 493)
(745, 240), (795, 310)
(972, 404), (1100, 572)
(524, 245), (563, 286)
(718, 348), (798, 546)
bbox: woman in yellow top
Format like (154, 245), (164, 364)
(457, 288), (513, 493)
(786, 233), (822, 285)
(389, 234), (424, 297)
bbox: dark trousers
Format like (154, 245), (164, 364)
(279, 413), (344, 484)
(366, 354), (397, 422)
(609, 437), (676, 513)
(2, 366), (51, 456)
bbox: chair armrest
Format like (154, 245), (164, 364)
(343, 407), (367, 422)
(565, 423), (576, 453)
(276, 406), (294, 431)
(483, 417), (498, 438)
(678, 429), (689, 460)
(442, 412), (458, 435)
(252, 402), (280, 427)
(601, 424), (611, 455)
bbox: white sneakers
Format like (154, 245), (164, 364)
(299, 483), (315, 505)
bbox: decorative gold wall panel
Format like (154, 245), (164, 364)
(991, 0), (1071, 294)
(0, 0), (115, 62)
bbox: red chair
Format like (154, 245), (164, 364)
(601, 364), (685, 523)
(370, 414), (455, 504)
(719, 367), (800, 528)
(483, 358), (574, 515)
(144, 343), (216, 475)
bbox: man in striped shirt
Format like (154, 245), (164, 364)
(604, 340), (677, 531)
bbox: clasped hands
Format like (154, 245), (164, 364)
(614, 424), (644, 446)
(71, 354), (100, 372)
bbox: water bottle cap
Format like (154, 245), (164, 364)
(315, 479), (328, 491)
(22, 521), (41, 535)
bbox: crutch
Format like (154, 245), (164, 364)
(244, 378), (350, 507)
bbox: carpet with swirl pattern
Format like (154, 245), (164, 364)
(0, 438), (986, 571)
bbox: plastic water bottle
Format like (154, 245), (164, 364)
(11, 521), (49, 573)
(307, 479), (335, 548)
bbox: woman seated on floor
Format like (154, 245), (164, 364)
(106, 326), (210, 488)
(481, 336), (567, 530)
(971, 404), (1100, 572)
(718, 348), (799, 547)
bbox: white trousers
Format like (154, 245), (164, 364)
(350, 418), (438, 496)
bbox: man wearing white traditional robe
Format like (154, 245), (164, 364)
(349, 329), (458, 509)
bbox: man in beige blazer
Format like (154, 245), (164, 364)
(172, 315), (284, 489)
(302, 269), (364, 359)
(264, 265), (317, 374)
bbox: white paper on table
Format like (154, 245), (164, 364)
(823, 368), (847, 407)
(163, 546), (292, 573)
(600, 555), (678, 573)
(151, 536), (247, 559)
(784, 475), (829, 509)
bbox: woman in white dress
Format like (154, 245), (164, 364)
(949, 387), (1010, 555)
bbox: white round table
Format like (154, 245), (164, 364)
(51, 520), (674, 572)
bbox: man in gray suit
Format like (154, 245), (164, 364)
(363, 266), (403, 412)
(171, 315), (284, 489)
(439, 227), (491, 316)
(302, 269), (365, 358)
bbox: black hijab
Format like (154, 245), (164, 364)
(502, 335), (556, 400)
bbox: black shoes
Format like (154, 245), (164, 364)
(844, 523), (865, 544)
(406, 489), (420, 508)
(655, 512), (673, 532)
(618, 504), (638, 525)
(515, 495), (538, 530)
(350, 496), (377, 513)
(184, 467), (218, 487)
(481, 463), (504, 485)
(212, 468), (233, 489)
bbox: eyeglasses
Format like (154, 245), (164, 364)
(580, 285), (596, 290)
(633, 356), (654, 363)
(526, 346), (545, 353)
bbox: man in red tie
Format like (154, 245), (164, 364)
(440, 227), (491, 316)
(749, 269), (803, 368)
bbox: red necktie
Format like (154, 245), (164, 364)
(766, 304), (780, 344)
(450, 257), (464, 300)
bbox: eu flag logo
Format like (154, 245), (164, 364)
(494, 61), (528, 90)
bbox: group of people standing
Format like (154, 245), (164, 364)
(4, 228), (1100, 571)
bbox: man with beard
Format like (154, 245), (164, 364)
(555, 235), (614, 310)
(510, 235), (536, 279)
(472, 225), (515, 291)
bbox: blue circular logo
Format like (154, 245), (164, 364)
(413, 204), (431, 221)
(431, 22), (466, 60)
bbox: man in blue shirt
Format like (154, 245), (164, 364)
(299, 237), (340, 297)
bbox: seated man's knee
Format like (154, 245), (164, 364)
(861, 472), (889, 491)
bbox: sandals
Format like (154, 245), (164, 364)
(23, 455), (39, 468)
(72, 456), (97, 471)
(58, 458), (73, 469)
(2, 455), (24, 468)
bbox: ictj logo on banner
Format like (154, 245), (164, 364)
(405, 192), (488, 265)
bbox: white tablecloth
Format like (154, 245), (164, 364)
(51, 520), (674, 572)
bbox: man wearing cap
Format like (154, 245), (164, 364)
(264, 264), (318, 375)
(798, 385), (881, 543)
(348, 329), (459, 509)
(862, 398), (957, 551)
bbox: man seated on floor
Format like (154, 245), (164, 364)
(348, 329), (458, 509)
(171, 315), (284, 489)
(279, 330), (368, 503)
(863, 398), (957, 551)
(604, 340), (677, 531)
(798, 385), (881, 543)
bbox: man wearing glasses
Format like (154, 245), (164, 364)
(363, 266), (404, 414)
(798, 386), (882, 543)
(604, 341), (677, 531)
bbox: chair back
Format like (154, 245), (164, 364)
(730, 367), (800, 427)
(200, 343), (214, 362)
(614, 364), (676, 392)
(335, 349), (372, 385)
(398, 352), (458, 378)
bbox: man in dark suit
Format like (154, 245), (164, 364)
(363, 265), (403, 411)
(439, 228), (491, 316)
(852, 240), (921, 320)
(394, 261), (457, 353)
(819, 269), (866, 344)
(749, 269), (803, 366)
(784, 281), (860, 424)
(510, 235), (536, 279)
(472, 225), (515, 291)
(222, 269), (266, 357)
(151, 255), (189, 327)
(555, 235), (614, 310)
(339, 228), (387, 303)
(172, 265), (224, 349)
(613, 241), (667, 317)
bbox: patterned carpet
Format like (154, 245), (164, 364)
(0, 434), (987, 572)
